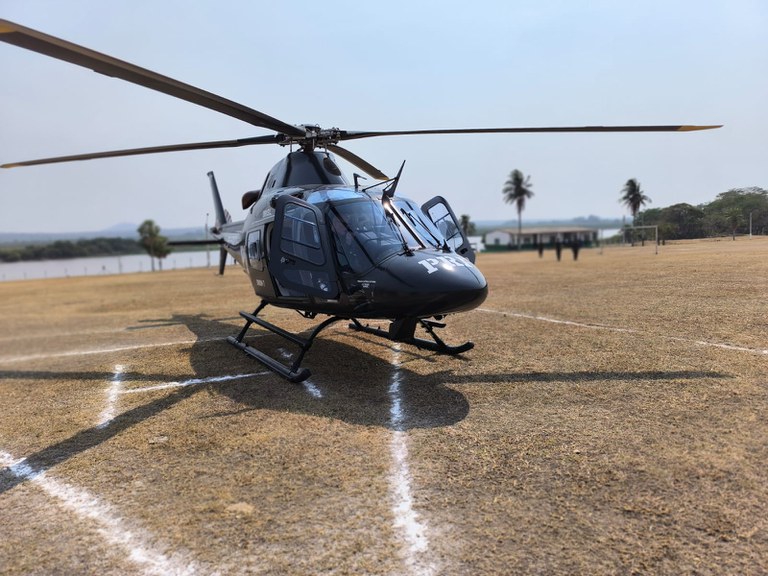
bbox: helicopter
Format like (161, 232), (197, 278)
(0, 19), (721, 382)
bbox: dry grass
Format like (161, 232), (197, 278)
(0, 237), (766, 574)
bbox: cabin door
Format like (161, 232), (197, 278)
(422, 196), (476, 263)
(269, 195), (339, 299)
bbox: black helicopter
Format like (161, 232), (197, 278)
(0, 20), (721, 382)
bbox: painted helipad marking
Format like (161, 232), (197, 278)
(277, 348), (323, 398)
(0, 336), (224, 365)
(0, 451), (197, 575)
(477, 308), (768, 355)
(302, 380), (323, 398)
(388, 344), (435, 576)
(120, 372), (269, 394)
(666, 336), (768, 355)
(0, 332), (275, 366)
(97, 364), (125, 428)
(0, 327), (128, 343)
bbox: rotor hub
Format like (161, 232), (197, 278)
(278, 125), (344, 149)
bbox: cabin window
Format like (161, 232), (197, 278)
(247, 230), (263, 270)
(280, 203), (325, 266)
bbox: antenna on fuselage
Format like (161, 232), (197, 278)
(353, 173), (367, 191)
(383, 160), (406, 198)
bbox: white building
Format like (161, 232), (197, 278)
(485, 226), (599, 249)
(467, 235), (485, 253)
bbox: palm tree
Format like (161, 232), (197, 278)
(151, 235), (172, 270)
(724, 207), (743, 240)
(137, 219), (170, 271)
(459, 214), (476, 236)
(620, 179), (651, 246)
(502, 170), (534, 248)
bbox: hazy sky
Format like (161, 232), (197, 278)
(1, 0), (766, 233)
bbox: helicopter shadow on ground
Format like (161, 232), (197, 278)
(162, 313), (471, 431)
(141, 314), (732, 431)
(0, 315), (462, 494)
(0, 369), (186, 383)
(0, 315), (730, 498)
(0, 376), (203, 497)
(0, 313), (470, 497)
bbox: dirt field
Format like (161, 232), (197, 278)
(1, 237), (766, 575)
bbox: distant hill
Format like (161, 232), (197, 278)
(101, 222), (141, 234)
(0, 225), (205, 246)
(1, 216), (624, 246)
(475, 216), (623, 234)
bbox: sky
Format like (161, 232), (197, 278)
(1, 0), (766, 233)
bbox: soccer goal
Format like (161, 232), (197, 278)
(622, 225), (659, 254)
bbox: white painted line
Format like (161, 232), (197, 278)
(301, 379), (323, 399)
(0, 337), (223, 365)
(667, 336), (768, 355)
(0, 331), (277, 365)
(1, 451), (197, 575)
(478, 308), (638, 333)
(388, 345), (435, 576)
(388, 351), (407, 432)
(0, 327), (130, 343)
(120, 372), (269, 394)
(97, 364), (125, 428)
(477, 308), (768, 355)
(277, 348), (323, 398)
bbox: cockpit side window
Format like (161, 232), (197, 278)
(427, 202), (463, 250)
(422, 195), (476, 262)
(392, 198), (445, 249)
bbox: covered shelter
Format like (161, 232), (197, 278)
(485, 226), (599, 250)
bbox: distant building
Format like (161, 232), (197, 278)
(467, 235), (485, 253)
(485, 226), (599, 249)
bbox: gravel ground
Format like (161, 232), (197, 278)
(1, 237), (766, 575)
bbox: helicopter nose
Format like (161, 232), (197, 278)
(379, 252), (488, 317)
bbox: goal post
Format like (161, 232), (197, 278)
(622, 225), (659, 254)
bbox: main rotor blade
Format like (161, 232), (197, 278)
(326, 145), (388, 180)
(1, 136), (279, 169)
(338, 124), (723, 141)
(0, 19), (304, 137)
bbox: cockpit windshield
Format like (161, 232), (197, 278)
(325, 198), (405, 274)
(303, 188), (452, 275)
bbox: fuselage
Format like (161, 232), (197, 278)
(214, 151), (488, 320)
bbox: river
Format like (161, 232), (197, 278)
(0, 250), (219, 282)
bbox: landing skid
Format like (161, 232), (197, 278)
(349, 317), (474, 355)
(227, 304), (473, 383)
(227, 302), (344, 383)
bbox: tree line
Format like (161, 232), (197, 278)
(0, 237), (143, 263)
(638, 187), (768, 240)
(500, 169), (766, 242)
(0, 219), (172, 265)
